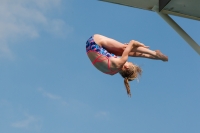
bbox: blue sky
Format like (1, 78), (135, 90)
(0, 0), (200, 133)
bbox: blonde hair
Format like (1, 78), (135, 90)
(119, 63), (142, 97)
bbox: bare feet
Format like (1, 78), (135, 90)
(155, 50), (168, 62)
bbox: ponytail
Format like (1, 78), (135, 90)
(124, 77), (131, 97)
(119, 63), (142, 97)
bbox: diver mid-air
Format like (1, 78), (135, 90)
(86, 34), (168, 96)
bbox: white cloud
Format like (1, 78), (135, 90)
(45, 92), (61, 100)
(38, 87), (61, 100)
(0, 42), (14, 59)
(0, 100), (42, 131)
(11, 113), (42, 131)
(37, 87), (95, 113)
(95, 111), (110, 120)
(0, 0), (73, 59)
(38, 87), (69, 107)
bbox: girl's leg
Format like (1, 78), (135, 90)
(130, 47), (168, 61)
(93, 34), (168, 61)
(129, 52), (158, 60)
(132, 47), (156, 56)
(93, 34), (127, 55)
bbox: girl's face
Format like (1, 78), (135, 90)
(122, 62), (132, 71)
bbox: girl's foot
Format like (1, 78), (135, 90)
(155, 50), (168, 62)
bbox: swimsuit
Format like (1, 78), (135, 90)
(86, 36), (119, 75)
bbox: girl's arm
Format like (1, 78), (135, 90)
(114, 40), (135, 68)
(119, 40), (135, 64)
(115, 40), (149, 67)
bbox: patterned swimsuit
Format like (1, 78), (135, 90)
(86, 36), (119, 75)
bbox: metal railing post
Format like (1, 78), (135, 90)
(152, 6), (200, 55)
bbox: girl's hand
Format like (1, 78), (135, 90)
(131, 40), (149, 48)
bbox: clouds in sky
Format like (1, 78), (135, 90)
(38, 87), (68, 107)
(38, 87), (110, 120)
(38, 87), (62, 100)
(0, 89), (110, 132)
(0, 99), (42, 131)
(95, 111), (110, 120)
(0, 0), (72, 58)
(11, 113), (42, 131)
